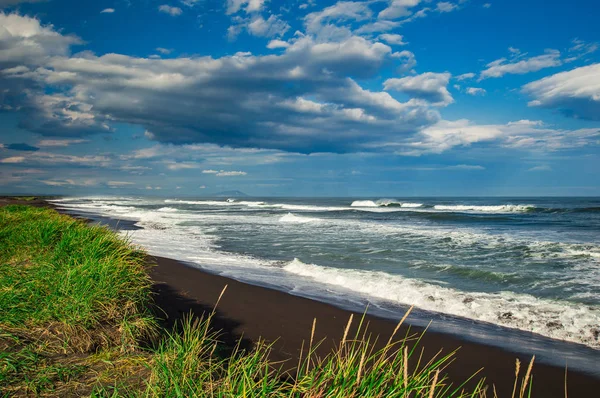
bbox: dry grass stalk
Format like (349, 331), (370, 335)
(428, 369), (440, 398)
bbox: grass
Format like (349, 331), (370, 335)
(0, 205), (537, 397)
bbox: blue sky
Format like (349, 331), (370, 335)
(0, 0), (599, 196)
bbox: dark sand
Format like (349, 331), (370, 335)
(149, 256), (600, 397)
(4, 198), (598, 396)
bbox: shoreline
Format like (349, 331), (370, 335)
(148, 255), (599, 397)
(26, 197), (600, 396)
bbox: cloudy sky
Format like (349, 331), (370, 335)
(0, 0), (598, 196)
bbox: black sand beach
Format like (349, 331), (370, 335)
(149, 255), (599, 397)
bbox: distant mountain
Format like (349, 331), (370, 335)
(213, 190), (248, 197)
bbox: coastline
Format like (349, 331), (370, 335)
(149, 255), (599, 397)
(18, 197), (599, 396)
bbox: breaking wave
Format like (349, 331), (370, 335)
(283, 259), (600, 348)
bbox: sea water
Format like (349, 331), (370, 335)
(51, 196), (600, 373)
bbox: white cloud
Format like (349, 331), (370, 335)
(0, 156), (25, 163)
(528, 165), (552, 172)
(37, 139), (88, 147)
(436, 2), (457, 13)
(107, 181), (135, 187)
(166, 162), (201, 170)
(100, 8), (115, 14)
(40, 178), (97, 187)
(378, 33), (406, 45)
(480, 50), (561, 79)
(267, 39), (289, 49)
(156, 47), (173, 55)
(226, 0), (267, 14)
(158, 5), (183, 16)
(216, 170), (247, 176)
(0, 13), (81, 66)
(396, 119), (600, 155)
(384, 72), (453, 106)
(446, 164), (485, 170)
(466, 87), (486, 96)
(391, 50), (416, 72)
(455, 72), (475, 81)
(199, 185), (206, 189)
(569, 38), (598, 58)
(0, 13), (440, 153)
(522, 63), (600, 121)
(378, 0), (422, 20)
(483, 3), (491, 8)
(202, 169), (246, 176)
(246, 15), (289, 38)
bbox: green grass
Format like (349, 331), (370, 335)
(0, 205), (536, 397)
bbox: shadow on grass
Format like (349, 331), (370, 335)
(149, 282), (255, 356)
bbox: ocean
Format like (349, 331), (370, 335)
(51, 196), (600, 373)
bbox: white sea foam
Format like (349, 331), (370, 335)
(401, 203), (424, 208)
(279, 213), (320, 223)
(351, 200), (378, 207)
(283, 259), (600, 348)
(433, 204), (535, 213)
(53, 196), (600, 350)
(157, 207), (179, 213)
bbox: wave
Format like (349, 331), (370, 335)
(433, 204), (535, 213)
(157, 207), (179, 213)
(350, 200), (424, 210)
(279, 213), (320, 223)
(351, 200), (378, 207)
(283, 259), (600, 348)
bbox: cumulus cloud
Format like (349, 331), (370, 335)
(436, 2), (457, 13)
(242, 14), (290, 38)
(0, 12), (81, 66)
(466, 87), (486, 96)
(378, 0), (422, 20)
(267, 39), (289, 49)
(455, 72), (475, 81)
(1, 13), (442, 153)
(480, 50), (562, 79)
(522, 63), (600, 120)
(156, 47), (173, 54)
(226, 0), (267, 14)
(395, 119), (600, 155)
(384, 72), (453, 106)
(158, 5), (183, 16)
(304, 1), (372, 39)
(378, 33), (406, 45)
(391, 50), (416, 72)
(100, 8), (115, 14)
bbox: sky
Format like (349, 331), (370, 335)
(0, 0), (599, 197)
